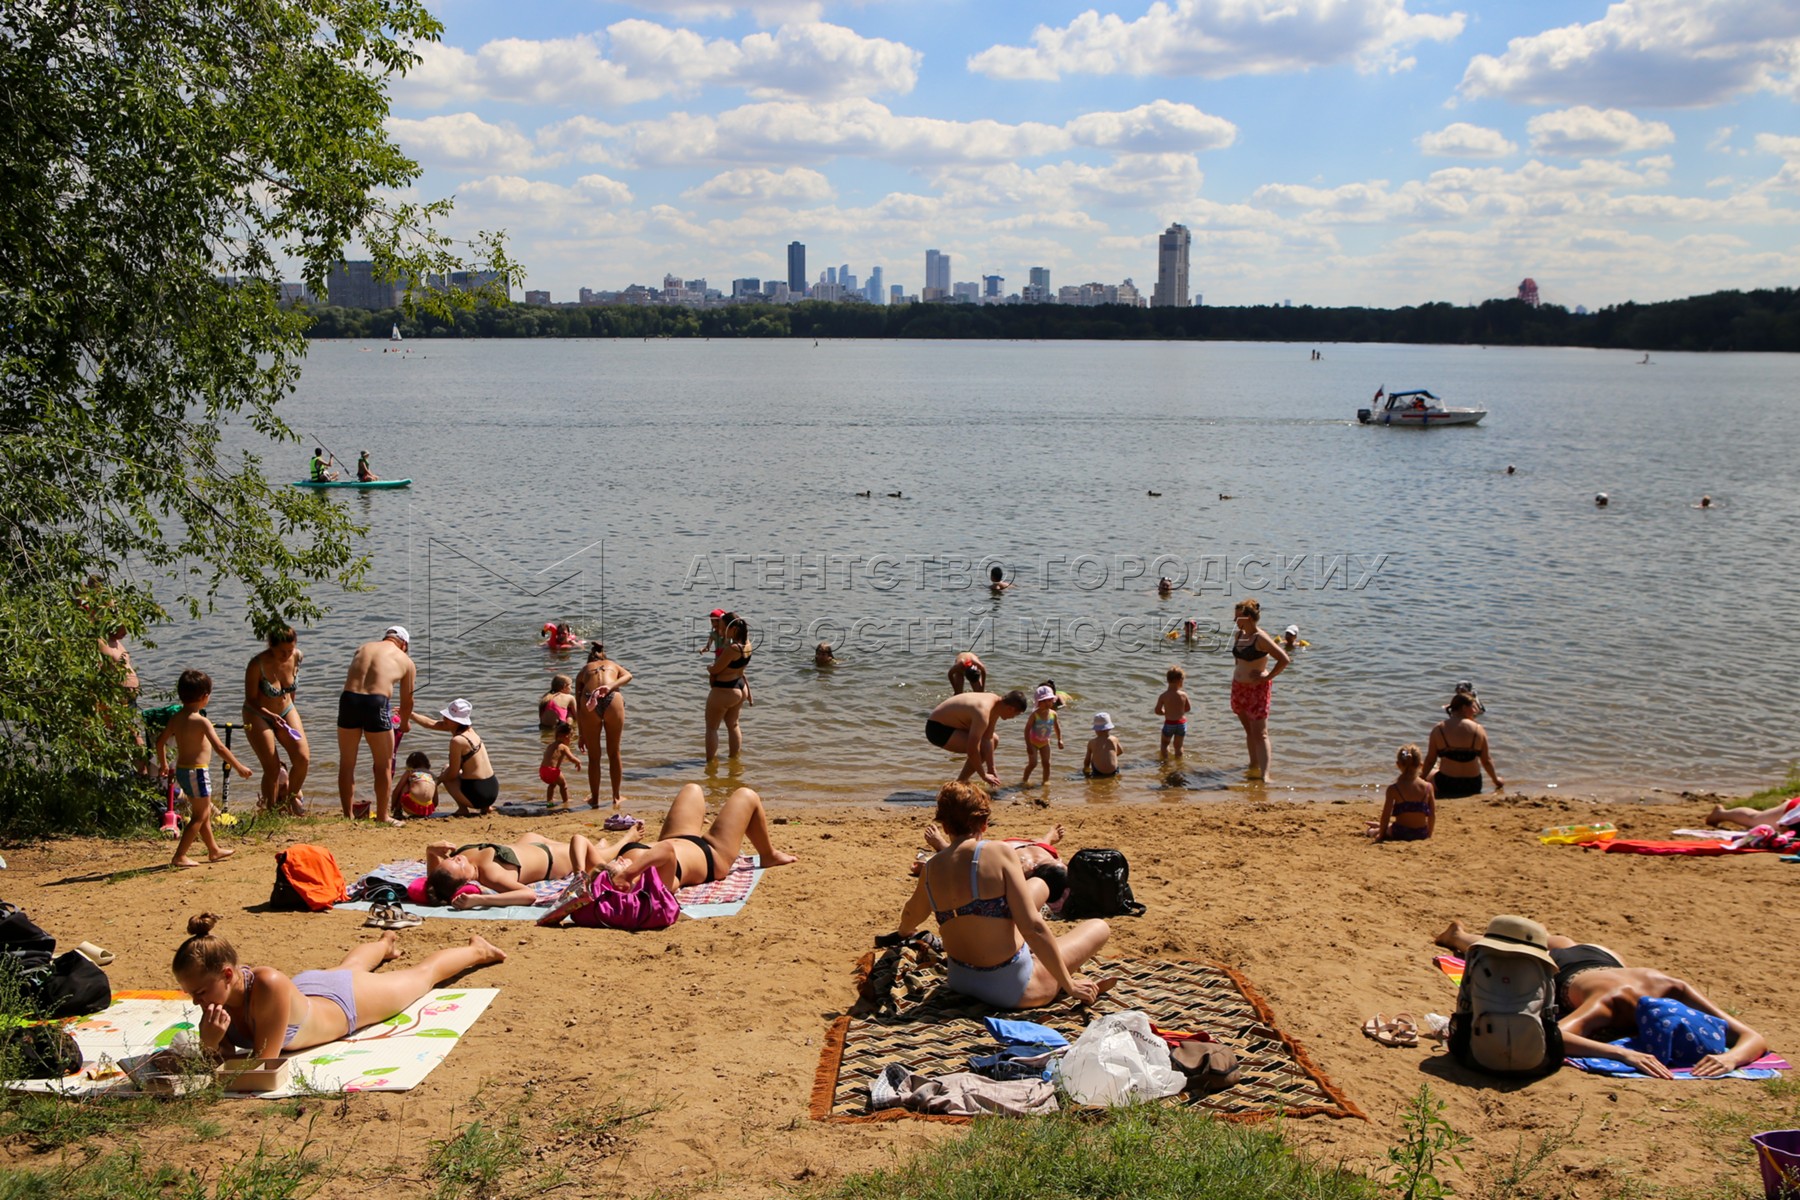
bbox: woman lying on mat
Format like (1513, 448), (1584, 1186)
(171, 913), (503, 1059)
(423, 833), (613, 908)
(909, 820), (1070, 905)
(891, 782), (1112, 1010)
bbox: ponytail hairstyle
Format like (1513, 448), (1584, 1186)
(1395, 743), (1423, 774)
(171, 912), (238, 974)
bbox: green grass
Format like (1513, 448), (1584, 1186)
(1739, 764), (1800, 808)
(0, 1137), (324, 1200)
(819, 1105), (1380, 1200)
(427, 1111), (527, 1200)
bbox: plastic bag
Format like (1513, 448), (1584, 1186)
(1053, 1011), (1186, 1106)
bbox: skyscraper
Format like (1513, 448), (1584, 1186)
(1152, 223), (1190, 308)
(934, 252), (951, 293)
(923, 249), (943, 299)
(867, 265), (884, 303)
(787, 241), (806, 294)
(1029, 267), (1050, 291)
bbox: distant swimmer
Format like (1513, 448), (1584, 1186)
(1697, 495), (1713, 509)
(1595, 493), (1609, 507)
(1157, 577), (1173, 597)
(1280, 624), (1309, 652)
(1506, 465), (1516, 475)
(988, 565), (1012, 594)
(814, 641), (837, 667)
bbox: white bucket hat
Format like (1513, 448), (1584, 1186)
(440, 698), (473, 726)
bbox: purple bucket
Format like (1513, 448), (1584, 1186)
(1753, 1130), (1800, 1200)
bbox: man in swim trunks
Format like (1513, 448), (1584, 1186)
(336, 626), (415, 825)
(1434, 919), (1770, 1079)
(948, 652), (987, 694)
(925, 690), (1028, 787)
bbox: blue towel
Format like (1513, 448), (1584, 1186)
(981, 1017), (1069, 1049)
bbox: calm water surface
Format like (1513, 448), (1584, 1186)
(136, 338), (1800, 808)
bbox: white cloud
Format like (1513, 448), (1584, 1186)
(1527, 107), (1674, 157)
(618, 0), (832, 19)
(681, 166), (836, 203)
(1417, 122), (1517, 158)
(457, 173), (635, 210)
(395, 20), (918, 108)
(1458, 0), (1800, 107)
(1064, 100), (1236, 152)
(1756, 133), (1800, 191)
(968, 0), (1465, 81)
(931, 153), (1208, 213)
(387, 113), (549, 172)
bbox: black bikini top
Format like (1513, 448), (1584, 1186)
(1231, 634), (1267, 662)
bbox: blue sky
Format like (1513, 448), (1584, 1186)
(389, 0), (1800, 307)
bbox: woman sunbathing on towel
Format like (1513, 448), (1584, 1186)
(171, 913), (503, 1059)
(893, 782), (1112, 1010)
(592, 784), (797, 893)
(1704, 795), (1800, 830)
(1435, 918), (1768, 1078)
(423, 833), (612, 908)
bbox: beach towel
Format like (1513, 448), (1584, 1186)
(813, 942), (1363, 1125)
(8, 988), (496, 1097)
(1582, 839), (1774, 856)
(340, 856), (762, 921)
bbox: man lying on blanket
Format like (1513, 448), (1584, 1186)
(1436, 919), (1769, 1078)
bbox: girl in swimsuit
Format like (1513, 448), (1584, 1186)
(422, 832), (612, 907)
(172, 912), (503, 1059)
(894, 782), (1110, 1009)
(574, 645), (634, 810)
(1020, 685), (1062, 786)
(1228, 599), (1290, 782)
(390, 751), (440, 818)
(705, 614), (752, 762)
(411, 699), (501, 815)
(1369, 744), (1435, 841)
(242, 627), (308, 814)
(539, 673), (575, 736)
(1421, 689), (1502, 799)
(597, 783), (797, 895)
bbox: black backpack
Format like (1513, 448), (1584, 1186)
(36, 951), (111, 1019)
(0, 902), (57, 974)
(1062, 849), (1146, 919)
(4, 1025), (82, 1078)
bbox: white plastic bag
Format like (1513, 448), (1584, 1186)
(1052, 1011), (1186, 1106)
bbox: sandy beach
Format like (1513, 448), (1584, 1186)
(3, 784), (1793, 1198)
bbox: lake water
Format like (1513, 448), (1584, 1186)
(134, 338), (1800, 809)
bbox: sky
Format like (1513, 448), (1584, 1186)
(386, 0), (1800, 308)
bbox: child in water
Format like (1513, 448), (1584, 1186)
(1368, 744), (1434, 842)
(1021, 684), (1062, 786)
(539, 722), (582, 811)
(539, 674), (576, 738)
(989, 565), (1012, 594)
(155, 669), (253, 868)
(392, 750), (440, 818)
(1154, 665), (1190, 756)
(1083, 713), (1122, 778)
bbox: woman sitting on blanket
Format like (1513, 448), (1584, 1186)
(423, 833), (611, 908)
(171, 913), (503, 1059)
(893, 782), (1112, 1010)
(1435, 918), (1769, 1078)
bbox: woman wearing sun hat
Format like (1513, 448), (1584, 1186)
(412, 698), (500, 815)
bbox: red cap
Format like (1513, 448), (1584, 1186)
(709, 609), (726, 618)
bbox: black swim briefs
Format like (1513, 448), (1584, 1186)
(336, 690), (393, 734)
(460, 775), (499, 811)
(925, 718), (955, 748)
(1549, 944), (1622, 1010)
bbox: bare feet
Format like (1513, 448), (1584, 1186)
(763, 850), (799, 868)
(170, 857), (200, 869)
(587, 795), (601, 810)
(467, 935), (506, 965)
(1041, 823), (1065, 846)
(207, 848), (236, 862)
(923, 822), (950, 852)
(1433, 920), (1468, 952)
(1704, 805), (1725, 828)
(376, 931), (403, 963)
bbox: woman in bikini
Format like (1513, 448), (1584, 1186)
(705, 614), (752, 761)
(600, 783), (796, 889)
(422, 832), (612, 907)
(1421, 687), (1502, 798)
(171, 912), (503, 1059)
(1228, 599), (1290, 782)
(893, 782), (1110, 1010)
(574, 645), (634, 810)
(242, 627), (308, 814)
(411, 699), (500, 815)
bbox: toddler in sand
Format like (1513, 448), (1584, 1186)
(392, 750), (439, 818)
(1154, 665), (1190, 756)
(1021, 684), (1063, 786)
(539, 723), (582, 810)
(155, 669), (252, 868)
(1083, 713), (1122, 777)
(1368, 744), (1434, 842)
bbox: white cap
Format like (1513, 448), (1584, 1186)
(1284, 624), (1299, 637)
(1033, 685), (1055, 704)
(1092, 712), (1114, 732)
(440, 698), (473, 726)
(384, 625), (411, 646)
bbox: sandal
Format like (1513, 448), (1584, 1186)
(602, 813), (639, 831)
(1362, 1013), (1420, 1048)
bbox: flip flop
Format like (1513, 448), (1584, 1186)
(536, 876), (596, 927)
(1366, 1012), (1418, 1048)
(74, 941), (115, 967)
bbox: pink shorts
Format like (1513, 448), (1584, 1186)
(1231, 679), (1271, 721)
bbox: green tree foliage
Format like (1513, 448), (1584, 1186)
(312, 288), (1800, 352)
(0, 1), (515, 833)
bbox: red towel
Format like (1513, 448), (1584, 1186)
(1582, 838), (1772, 856)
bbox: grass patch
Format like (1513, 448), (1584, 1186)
(0, 1136), (324, 1200)
(1738, 764), (1800, 808)
(820, 1105), (1379, 1200)
(427, 1110), (527, 1200)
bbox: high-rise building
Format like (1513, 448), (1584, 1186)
(982, 274), (1003, 298)
(890, 283), (904, 305)
(825, 266), (837, 286)
(731, 278), (761, 299)
(924, 249), (952, 296)
(1152, 223), (1191, 308)
(325, 260), (396, 310)
(867, 266), (885, 304)
(524, 290), (550, 305)
(787, 241), (806, 294)
(924, 249), (941, 297)
(1029, 267), (1051, 292)
(839, 264), (851, 289)
(952, 281), (979, 303)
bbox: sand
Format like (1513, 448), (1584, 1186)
(3, 785), (1792, 1198)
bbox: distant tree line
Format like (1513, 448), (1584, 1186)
(305, 287), (1800, 352)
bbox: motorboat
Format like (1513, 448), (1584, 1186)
(1357, 387), (1485, 427)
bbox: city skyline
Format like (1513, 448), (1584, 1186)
(382, 1), (1800, 309)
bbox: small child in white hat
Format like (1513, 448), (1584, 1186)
(1083, 713), (1122, 778)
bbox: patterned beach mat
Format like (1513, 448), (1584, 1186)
(811, 944), (1363, 1124)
